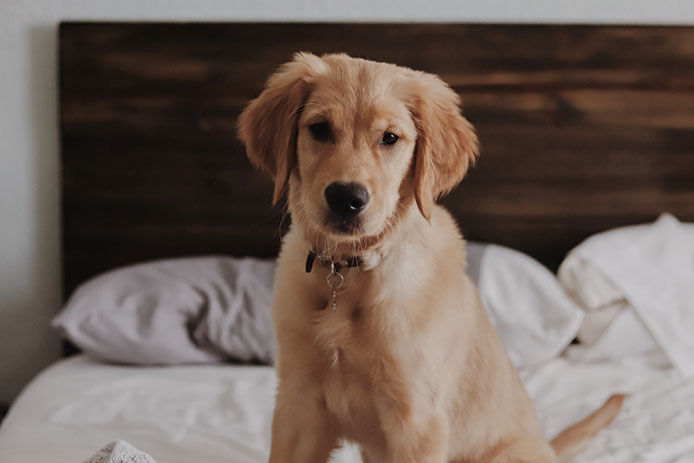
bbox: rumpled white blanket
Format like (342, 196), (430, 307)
(559, 213), (694, 375)
(84, 440), (156, 463)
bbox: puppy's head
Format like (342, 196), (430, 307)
(238, 52), (478, 244)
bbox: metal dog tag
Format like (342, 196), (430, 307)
(326, 262), (344, 311)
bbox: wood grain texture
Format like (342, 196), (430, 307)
(61, 23), (694, 296)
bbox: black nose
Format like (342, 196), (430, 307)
(324, 182), (370, 217)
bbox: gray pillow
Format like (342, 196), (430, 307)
(52, 256), (276, 365)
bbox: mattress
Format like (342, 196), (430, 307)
(1, 353), (693, 463)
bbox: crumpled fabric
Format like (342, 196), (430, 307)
(83, 440), (157, 463)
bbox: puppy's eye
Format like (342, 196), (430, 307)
(308, 122), (331, 142)
(381, 132), (399, 146)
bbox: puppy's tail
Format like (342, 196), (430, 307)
(550, 394), (626, 462)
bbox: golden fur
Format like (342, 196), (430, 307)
(238, 52), (623, 463)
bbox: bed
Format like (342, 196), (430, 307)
(1, 22), (694, 462)
(2, 352), (694, 462)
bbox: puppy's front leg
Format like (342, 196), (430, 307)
(269, 383), (338, 463)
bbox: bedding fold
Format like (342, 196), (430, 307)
(559, 213), (694, 375)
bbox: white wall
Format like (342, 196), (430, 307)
(1, 0), (693, 404)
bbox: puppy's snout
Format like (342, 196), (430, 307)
(325, 182), (370, 217)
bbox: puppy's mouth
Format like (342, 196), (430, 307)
(323, 213), (364, 236)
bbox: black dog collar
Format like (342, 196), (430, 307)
(305, 249), (362, 273)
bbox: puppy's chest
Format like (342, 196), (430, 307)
(310, 287), (375, 368)
(313, 304), (388, 441)
(307, 266), (402, 359)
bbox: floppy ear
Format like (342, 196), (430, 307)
(237, 52), (324, 204)
(407, 73), (479, 220)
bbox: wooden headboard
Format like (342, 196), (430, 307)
(60, 22), (694, 297)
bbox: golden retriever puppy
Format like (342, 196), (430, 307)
(238, 52), (623, 463)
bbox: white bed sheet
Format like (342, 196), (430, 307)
(1, 353), (693, 463)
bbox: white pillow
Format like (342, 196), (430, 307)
(468, 243), (584, 367)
